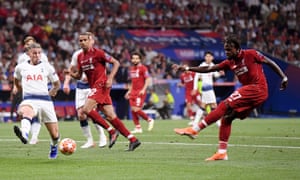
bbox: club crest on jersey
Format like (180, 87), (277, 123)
(26, 74), (43, 81)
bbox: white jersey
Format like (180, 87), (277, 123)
(193, 62), (221, 91)
(70, 49), (90, 108)
(17, 52), (48, 64)
(193, 62), (221, 104)
(14, 61), (59, 98)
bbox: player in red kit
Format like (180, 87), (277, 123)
(68, 32), (141, 151)
(178, 68), (202, 122)
(125, 52), (154, 133)
(173, 35), (288, 161)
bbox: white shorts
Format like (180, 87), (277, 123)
(75, 88), (91, 109)
(18, 99), (58, 123)
(202, 90), (217, 104)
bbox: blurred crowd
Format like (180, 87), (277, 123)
(0, 0), (299, 89)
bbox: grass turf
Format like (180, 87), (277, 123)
(0, 118), (299, 180)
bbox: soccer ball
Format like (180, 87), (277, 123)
(59, 138), (77, 155)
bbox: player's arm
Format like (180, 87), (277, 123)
(13, 77), (22, 93)
(124, 81), (132, 99)
(140, 76), (151, 95)
(49, 80), (61, 97)
(192, 73), (200, 95)
(262, 57), (288, 90)
(106, 57), (120, 88)
(172, 63), (220, 73)
(63, 68), (72, 95)
(64, 65), (82, 80)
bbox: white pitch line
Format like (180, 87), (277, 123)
(1, 138), (300, 149)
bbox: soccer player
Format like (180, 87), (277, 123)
(192, 51), (224, 127)
(13, 42), (61, 159)
(67, 32), (141, 151)
(173, 35), (288, 161)
(63, 33), (107, 148)
(124, 52), (154, 133)
(178, 64), (202, 123)
(13, 36), (49, 145)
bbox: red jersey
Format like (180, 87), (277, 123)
(180, 71), (196, 93)
(77, 47), (113, 88)
(129, 64), (150, 95)
(218, 49), (267, 88)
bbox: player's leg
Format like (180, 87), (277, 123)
(43, 102), (60, 159)
(29, 116), (41, 144)
(82, 98), (118, 148)
(13, 103), (36, 144)
(78, 107), (95, 148)
(93, 122), (107, 148)
(76, 88), (95, 148)
(103, 104), (141, 151)
(174, 100), (229, 139)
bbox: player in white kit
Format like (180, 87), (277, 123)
(63, 33), (107, 149)
(13, 42), (61, 159)
(193, 51), (223, 126)
(14, 36), (49, 145)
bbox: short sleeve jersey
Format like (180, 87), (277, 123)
(180, 71), (196, 93)
(129, 64), (150, 95)
(218, 50), (267, 88)
(14, 61), (59, 97)
(77, 47), (113, 88)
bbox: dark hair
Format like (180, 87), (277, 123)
(131, 51), (142, 59)
(224, 35), (241, 50)
(204, 51), (214, 56)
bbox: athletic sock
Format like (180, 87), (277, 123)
(87, 110), (111, 130)
(136, 110), (150, 121)
(131, 110), (140, 127)
(21, 117), (31, 137)
(110, 117), (137, 142)
(80, 119), (93, 142)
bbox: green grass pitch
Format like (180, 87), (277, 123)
(0, 118), (299, 180)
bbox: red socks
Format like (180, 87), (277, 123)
(110, 117), (137, 142)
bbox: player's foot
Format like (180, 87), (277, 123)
(29, 138), (39, 145)
(13, 125), (28, 144)
(48, 144), (58, 159)
(99, 137), (107, 148)
(126, 139), (141, 151)
(205, 152), (228, 161)
(109, 130), (119, 148)
(131, 128), (143, 134)
(80, 141), (95, 149)
(148, 119), (154, 131)
(174, 127), (198, 139)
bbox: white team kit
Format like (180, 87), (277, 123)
(71, 49), (90, 109)
(14, 61), (59, 123)
(194, 62), (221, 104)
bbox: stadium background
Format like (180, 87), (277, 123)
(0, 0), (299, 121)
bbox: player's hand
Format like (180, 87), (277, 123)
(280, 76), (288, 90)
(49, 89), (58, 97)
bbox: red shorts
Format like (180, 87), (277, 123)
(185, 91), (201, 104)
(225, 84), (268, 119)
(129, 93), (147, 108)
(88, 87), (112, 105)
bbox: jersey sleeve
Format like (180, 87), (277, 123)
(46, 62), (60, 82)
(13, 65), (21, 80)
(253, 50), (265, 63)
(217, 60), (231, 71)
